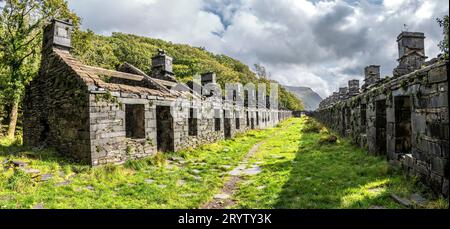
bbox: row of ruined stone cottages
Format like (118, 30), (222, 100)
(314, 31), (449, 198)
(22, 19), (293, 167)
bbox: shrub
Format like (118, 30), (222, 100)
(319, 135), (338, 144)
(302, 118), (322, 133)
(150, 152), (167, 167)
(319, 127), (330, 135)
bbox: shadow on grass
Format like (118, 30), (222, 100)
(0, 137), (87, 167)
(268, 131), (411, 209)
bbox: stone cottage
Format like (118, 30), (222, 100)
(315, 31), (449, 197)
(23, 19), (292, 166)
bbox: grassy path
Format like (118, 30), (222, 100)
(201, 141), (265, 209)
(0, 118), (447, 209)
(231, 117), (447, 209)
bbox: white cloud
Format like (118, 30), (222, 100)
(66, 0), (449, 98)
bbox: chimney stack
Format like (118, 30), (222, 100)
(348, 80), (360, 96)
(393, 32), (427, 77)
(339, 87), (349, 100)
(151, 49), (177, 82)
(43, 19), (73, 52)
(363, 65), (380, 89)
(200, 72), (216, 86)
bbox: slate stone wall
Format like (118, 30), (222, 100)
(88, 92), (292, 166)
(23, 50), (92, 163)
(314, 61), (449, 197)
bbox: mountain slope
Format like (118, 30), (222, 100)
(71, 31), (303, 110)
(283, 86), (322, 111)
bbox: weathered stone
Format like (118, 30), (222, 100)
(40, 174), (53, 182)
(213, 193), (230, 200)
(12, 160), (27, 167)
(390, 194), (412, 208)
(55, 180), (71, 187)
(32, 203), (45, 209)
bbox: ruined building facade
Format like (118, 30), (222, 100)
(23, 20), (292, 166)
(316, 31), (449, 197)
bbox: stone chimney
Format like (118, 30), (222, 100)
(363, 65), (380, 89)
(201, 72), (216, 86)
(393, 32), (427, 77)
(151, 49), (177, 82)
(348, 80), (360, 96)
(43, 19), (73, 52)
(200, 72), (220, 98)
(339, 87), (348, 100)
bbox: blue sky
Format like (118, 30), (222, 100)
(66, 0), (448, 97)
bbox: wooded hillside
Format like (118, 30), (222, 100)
(71, 31), (304, 110)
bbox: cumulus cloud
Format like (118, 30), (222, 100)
(67, 0), (449, 98)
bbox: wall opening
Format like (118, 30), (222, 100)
(375, 100), (387, 155)
(256, 112), (259, 126)
(236, 118), (240, 130)
(214, 109), (221, 131)
(251, 114), (255, 129)
(125, 104), (145, 139)
(345, 108), (351, 134)
(395, 96), (412, 156)
(244, 91), (249, 107)
(360, 104), (367, 132)
(39, 118), (50, 142)
(246, 111), (250, 127)
(188, 108), (198, 136)
(224, 110), (231, 138)
(156, 106), (174, 152)
(341, 108), (346, 135)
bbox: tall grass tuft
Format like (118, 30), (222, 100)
(7, 169), (34, 193)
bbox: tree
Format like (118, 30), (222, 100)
(436, 15), (449, 60)
(0, 0), (79, 138)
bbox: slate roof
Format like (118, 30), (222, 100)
(53, 48), (200, 100)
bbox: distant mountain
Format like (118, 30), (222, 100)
(283, 86), (323, 111)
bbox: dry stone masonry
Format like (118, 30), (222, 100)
(23, 19), (292, 166)
(315, 31), (449, 197)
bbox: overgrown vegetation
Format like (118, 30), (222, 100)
(0, 0), (79, 138)
(437, 15), (449, 60)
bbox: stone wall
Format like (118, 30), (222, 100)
(314, 61), (449, 197)
(23, 49), (92, 163)
(88, 91), (292, 166)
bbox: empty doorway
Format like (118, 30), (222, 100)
(375, 100), (387, 155)
(156, 106), (174, 152)
(395, 96), (412, 156)
(224, 110), (231, 139)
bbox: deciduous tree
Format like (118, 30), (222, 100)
(437, 15), (449, 60)
(0, 0), (79, 138)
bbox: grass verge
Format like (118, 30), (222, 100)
(233, 117), (448, 209)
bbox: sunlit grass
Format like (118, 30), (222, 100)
(0, 122), (284, 209)
(233, 117), (448, 209)
(0, 118), (447, 209)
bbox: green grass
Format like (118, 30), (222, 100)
(233, 117), (448, 209)
(0, 118), (447, 209)
(0, 125), (280, 209)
